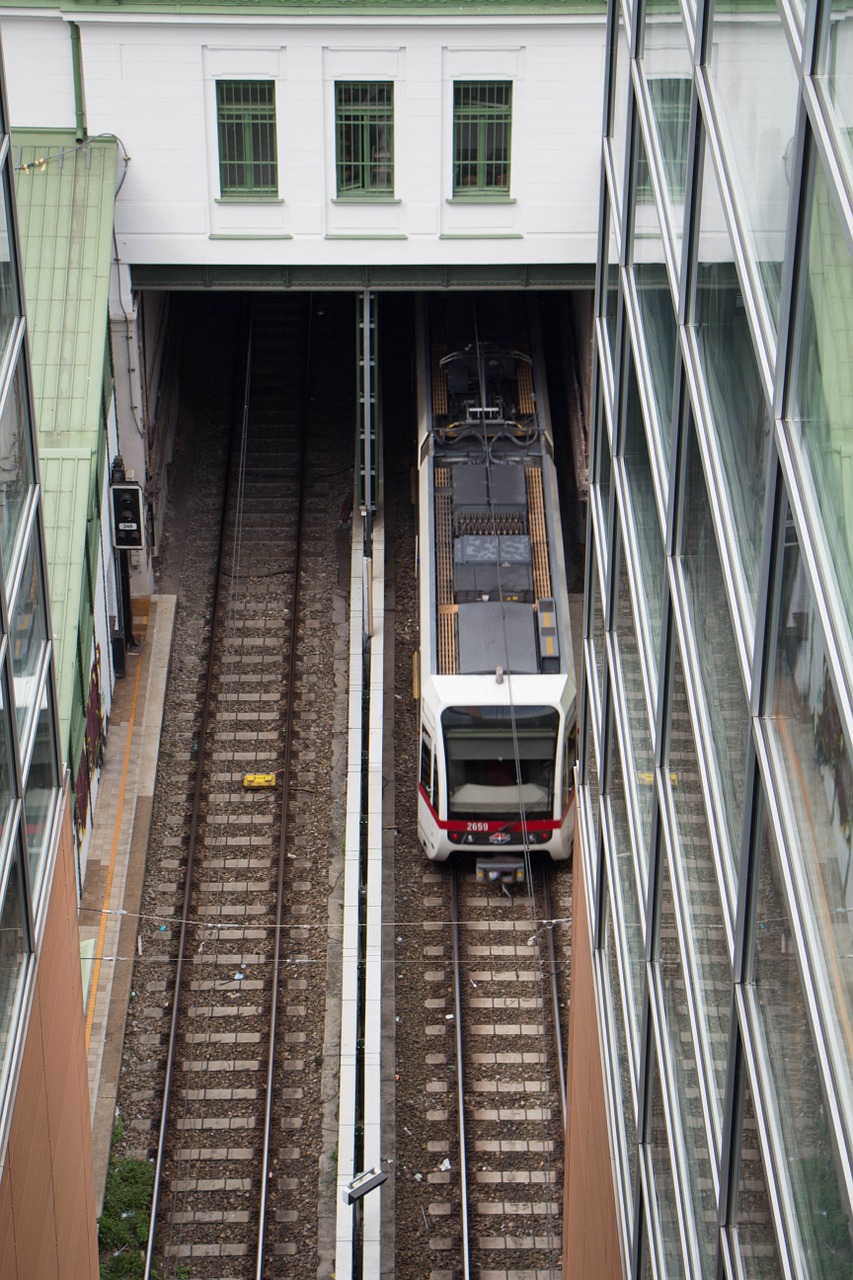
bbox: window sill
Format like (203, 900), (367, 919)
(215, 195), (283, 205)
(332, 196), (401, 205)
(446, 195), (516, 204)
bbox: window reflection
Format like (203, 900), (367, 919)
(0, 178), (18, 361)
(657, 854), (719, 1271)
(791, 151), (853, 647)
(668, 637), (733, 1121)
(604, 895), (638, 1209)
(583, 705), (601, 851)
(680, 416), (750, 873)
(631, 133), (677, 460)
(23, 690), (57, 903)
(589, 537), (606, 712)
(752, 801), (853, 1278)
(641, 0), (693, 251)
(647, 1044), (691, 1276)
(0, 670), (15, 855)
(606, 717), (646, 1040)
(819, 4), (853, 179)
(767, 513), (853, 1140)
(707, 1), (798, 335)
(0, 355), (35, 573)
(0, 852), (27, 1106)
(611, 6), (632, 216)
(623, 348), (666, 670)
(603, 196), (620, 367)
(729, 1070), (785, 1280)
(614, 543), (655, 870)
(694, 144), (773, 619)
(11, 534), (47, 744)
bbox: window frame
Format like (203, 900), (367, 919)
(334, 81), (395, 199)
(215, 79), (278, 200)
(452, 80), (513, 198)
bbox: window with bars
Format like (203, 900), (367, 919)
(452, 81), (512, 196)
(216, 80), (278, 197)
(637, 77), (691, 203)
(335, 82), (394, 197)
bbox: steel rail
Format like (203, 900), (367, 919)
(143, 307), (255, 1280)
(541, 870), (567, 1132)
(255, 294), (314, 1277)
(450, 865), (472, 1280)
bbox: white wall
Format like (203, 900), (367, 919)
(0, 11), (607, 267)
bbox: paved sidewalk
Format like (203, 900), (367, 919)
(78, 594), (177, 1214)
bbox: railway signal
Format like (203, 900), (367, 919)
(111, 482), (145, 550)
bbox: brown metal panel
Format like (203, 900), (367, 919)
(0, 800), (97, 1280)
(563, 867), (623, 1280)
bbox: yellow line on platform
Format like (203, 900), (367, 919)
(84, 644), (146, 1051)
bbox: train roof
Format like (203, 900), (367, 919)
(424, 307), (571, 683)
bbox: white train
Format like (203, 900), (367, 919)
(415, 294), (577, 865)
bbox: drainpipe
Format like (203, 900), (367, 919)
(69, 22), (86, 142)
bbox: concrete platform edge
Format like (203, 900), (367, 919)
(89, 594), (177, 1217)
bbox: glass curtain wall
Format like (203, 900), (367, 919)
(580, 0), (853, 1271)
(0, 77), (62, 1131)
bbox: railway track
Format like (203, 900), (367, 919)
(450, 861), (568, 1279)
(142, 294), (340, 1279)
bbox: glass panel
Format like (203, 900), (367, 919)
(10, 533), (48, 744)
(647, 1044), (689, 1278)
(790, 151), (853, 645)
(595, 385), (613, 561)
(607, 720), (646, 1040)
(818, 2), (853, 180)
(766, 514), (853, 1134)
(584, 705), (601, 851)
(668, 638), (732, 1121)
(0, 851), (27, 1106)
(23, 688), (57, 902)
(730, 1072), (785, 1280)
(680, 416), (750, 873)
(0, 176), (19, 361)
(0, 354), (35, 573)
(632, 219), (677, 464)
(623, 348), (666, 670)
(611, 6), (632, 217)
(614, 546), (655, 870)
(752, 804), (853, 1278)
(603, 194), (620, 367)
(605, 894), (638, 1207)
(216, 81), (278, 196)
(641, 0), (693, 231)
(335, 82), (394, 196)
(590, 537), (607, 711)
(658, 854), (719, 1270)
(707, 2), (798, 336)
(452, 82), (511, 195)
(0, 670), (16, 854)
(693, 145), (773, 619)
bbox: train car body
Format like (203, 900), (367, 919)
(416, 295), (576, 863)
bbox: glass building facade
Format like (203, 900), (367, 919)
(0, 70), (62, 1139)
(579, 0), (853, 1272)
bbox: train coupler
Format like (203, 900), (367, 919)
(476, 856), (525, 886)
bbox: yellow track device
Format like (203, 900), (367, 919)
(243, 773), (277, 790)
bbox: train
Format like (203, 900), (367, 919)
(415, 294), (577, 868)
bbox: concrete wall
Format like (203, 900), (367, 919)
(0, 792), (98, 1280)
(0, 11), (606, 268)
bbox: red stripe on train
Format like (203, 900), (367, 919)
(418, 783), (574, 832)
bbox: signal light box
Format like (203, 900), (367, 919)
(111, 483), (145, 550)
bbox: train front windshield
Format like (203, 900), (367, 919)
(442, 706), (559, 820)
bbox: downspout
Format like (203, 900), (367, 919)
(69, 22), (86, 142)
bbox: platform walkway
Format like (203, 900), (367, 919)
(77, 594), (177, 1215)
